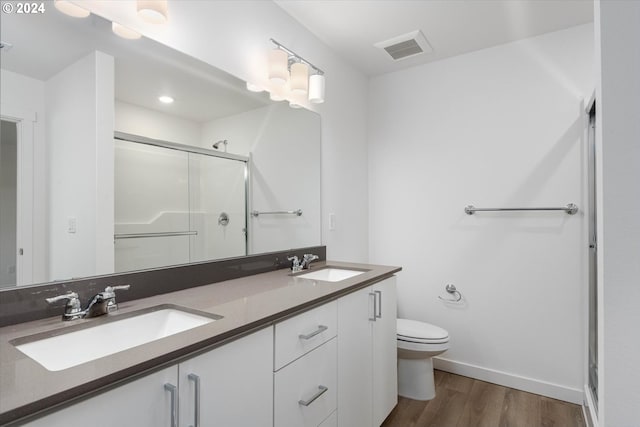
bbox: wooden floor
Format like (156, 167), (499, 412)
(382, 370), (585, 427)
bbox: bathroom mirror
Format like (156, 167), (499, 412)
(0, 7), (321, 287)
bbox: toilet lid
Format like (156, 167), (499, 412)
(397, 318), (449, 342)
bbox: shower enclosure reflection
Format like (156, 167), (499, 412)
(114, 137), (248, 273)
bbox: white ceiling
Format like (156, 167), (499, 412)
(275, 0), (594, 76)
(0, 9), (270, 123)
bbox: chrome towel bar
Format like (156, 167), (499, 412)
(114, 231), (198, 239)
(251, 209), (302, 217)
(464, 203), (578, 215)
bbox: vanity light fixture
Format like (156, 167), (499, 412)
(290, 62), (309, 95)
(269, 39), (326, 105)
(158, 95), (174, 104)
(246, 82), (264, 93)
(308, 74), (325, 104)
(54, 0), (90, 18)
(137, 0), (169, 24)
(112, 22), (142, 40)
(268, 48), (289, 85)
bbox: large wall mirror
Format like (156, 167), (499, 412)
(0, 6), (321, 288)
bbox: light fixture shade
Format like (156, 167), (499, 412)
(269, 89), (285, 102)
(268, 49), (289, 85)
(290, 62), (309, 95)
(246, 82), (264, 93)
(308, 74), (325, 104)
(112, 22), (142, 40)
(137, 0), (168, 24)
(54, 0), (90, 18)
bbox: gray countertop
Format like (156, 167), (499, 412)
(0, 261), (401, 425)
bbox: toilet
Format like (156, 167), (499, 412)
(396, 318), (450, 400)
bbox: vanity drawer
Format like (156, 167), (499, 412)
(275, 301), (337, 370)
(274, 338), (337, 427)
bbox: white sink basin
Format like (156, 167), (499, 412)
(14, 307), (221, 371)
(296, 268), (365, 282)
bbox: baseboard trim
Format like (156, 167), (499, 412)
(433, 357), (584, 404)
(582, 384), (599, 427)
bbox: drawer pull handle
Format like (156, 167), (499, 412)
(298, 325), (328, 340)
(375, 290), (382, 319)
(164, 383), (178, 427)
(188, 373), (201, 427)
(298, 385), (329, 406)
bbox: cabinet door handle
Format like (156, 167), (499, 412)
(298, 385), (329, 406)
(375, 290), (382, 319)
(299, 325), (328, 340)
(164, 383), (178, 427)
(188, 373), (201, 427)
(369, 292), (376, 321)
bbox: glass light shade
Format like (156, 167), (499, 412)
(269, 89), (285, 102)
(268, 49), (289, 85)
(308, 74), (325, 104)
(137, 0), (168, 24)
(54, 0), (90, 18)
(246, 82), (264, 92)
(112, 22), (142, 40)
(290, 62), (309, 95)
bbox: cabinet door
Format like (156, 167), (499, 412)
(372, 277), (398, 426)
(337, 286), (373, 427)
(178, 327), (273, 427)
(23, 366), (178, 427)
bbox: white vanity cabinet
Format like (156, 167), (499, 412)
(178, 326), (273, 427)
(23, 327), (273, 427)
(23, 365), (179, 427)
(274, 301), (338, 427)
(337, 276), (397, 427)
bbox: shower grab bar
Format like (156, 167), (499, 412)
(464, 203), (578, 215)
(114, 231), (198, 240)
(251, 209), (302, 217)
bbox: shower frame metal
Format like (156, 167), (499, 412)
(113, 131), (250, 256)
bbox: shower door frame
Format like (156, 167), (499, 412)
(114, 131), (250, 259)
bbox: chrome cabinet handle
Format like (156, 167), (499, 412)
(369, 292), (376, 321)
(164, 383), (178, 427)
(188, 373), (201, 427)
(375, 290), (382, 319)
(298, 385), (328, 406)
(299, 325), (328, 340)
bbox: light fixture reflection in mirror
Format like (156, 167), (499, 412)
(0, 10), (321, 287)
(54, 0), (90, 18)
(112, 22), (142, 40)
(137, 0), (169, 24)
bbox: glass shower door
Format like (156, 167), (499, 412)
(114, 140), (191, 272)
(188, 152), (247, 262)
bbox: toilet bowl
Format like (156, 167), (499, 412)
(397, 318), (449, 400)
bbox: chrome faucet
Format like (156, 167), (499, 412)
(301, 253), (319, 270)
(46, 285), (130, 321)
(288, 256), (302, 273)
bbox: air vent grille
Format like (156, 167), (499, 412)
(374, 30), (432, 61)
(384, 39), (424, 60)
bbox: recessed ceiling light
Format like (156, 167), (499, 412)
(158, 95), (174, 104)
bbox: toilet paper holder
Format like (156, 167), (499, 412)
(438, 284), (463, 303)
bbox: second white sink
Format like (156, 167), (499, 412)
(14, 306), (221, 371)
(296, 268), (365, 282)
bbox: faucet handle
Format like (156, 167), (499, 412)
(45, 292), (83, 320)
(103, 284), (130, 312)
(288, 256), (302, 272)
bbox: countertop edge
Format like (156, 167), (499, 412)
(1, 264), (401, 426)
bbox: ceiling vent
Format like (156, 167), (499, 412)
(374, 30), (432, 61)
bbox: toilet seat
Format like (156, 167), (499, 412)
(397, 319), (449, 344)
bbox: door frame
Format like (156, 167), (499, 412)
(1, 103), (36, 285)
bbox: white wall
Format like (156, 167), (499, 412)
(82, 0), (370, 262)
(201, 104), (321, 254)
(115, 100), (202, 146)
(369, 24), (594, 403)
(594, 1), (640, 425)
(0, 70), (47, 283)
(46, 51), (114, 280)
